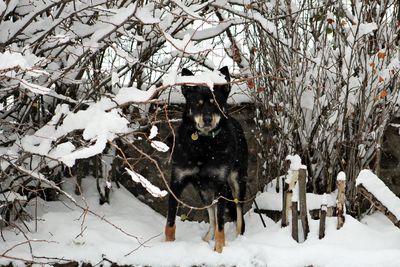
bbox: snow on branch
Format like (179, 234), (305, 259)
(285, 154), (303, 171)
(174, 20), (242, 41)
(150, 141), (169, 152)
(164, 32), (209, 55)
(125, 168), (168, 198)
(163, 68), (228, 89)
(18, 78), (51, 95)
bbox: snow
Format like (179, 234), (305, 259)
(164, 68), (229, 90)
(150, 140), (170, 152)
(285, 154), (302, 171)
(0, 51), (50, 94)
(172, 0), (202, 19)
(337, 171), (346, 181)
(2, 177), (400, 267)
(114, 86), (157, 104)
(126, 168), (168, 198)
(175, 21), (236, 41)
(300, 89), (314, 110)
(164, 32), (208, 55)
(255, 178), (338, 211)
(356, 169), (400, 219)
(135, 6), (160, 24)
(17, 82), (161, 169)
(149, 125), (158, 140)
(159, 82), (251, 104)
(0, 191), (27, 202)
(347, 22), (378, 43)
(18, 78), (52, 95)
(0, 51), (42, 71)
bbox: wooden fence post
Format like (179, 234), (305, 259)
(298, 167), (309, 240)
(336, 172), (346, 229)
(284, 170), (299, 227)
(291, 200), (298, 242)
(319, 204), (327, 239)
(281, 177), (288, 227)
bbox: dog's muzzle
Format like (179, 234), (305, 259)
(194, 114), (221, 133)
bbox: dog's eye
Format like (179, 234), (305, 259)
(210, 99), (214, 104)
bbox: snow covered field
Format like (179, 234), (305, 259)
(1, 176), (400, 267)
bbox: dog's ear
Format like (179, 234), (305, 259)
(219, 66), (230, 82)
(182, 68), (194, 76)
(181, 68), (195, 99)
(218, 66), (231, 97)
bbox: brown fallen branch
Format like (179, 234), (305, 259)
(357, 184), (400, 228)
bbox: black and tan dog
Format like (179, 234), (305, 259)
(165, 67), (248, 253)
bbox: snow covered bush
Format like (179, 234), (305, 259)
(0, 0), (253, 224)
(0, 0), (399, 227)
(243, 0), (400, 212)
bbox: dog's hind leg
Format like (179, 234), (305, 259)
(214, 194), (227, 253)
(228, 171), (246, 236)
(199, 189), (216, 242)
(203, 206), (216, 242)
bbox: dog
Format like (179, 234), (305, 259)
(165, 66), (248, 253)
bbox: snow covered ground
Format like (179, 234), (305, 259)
(1, 177), (400, 267)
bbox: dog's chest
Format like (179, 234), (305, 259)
(173, 131), (234, 181)
(178, 135), (231, 163)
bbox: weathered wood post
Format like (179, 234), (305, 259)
(298, 167), (309, 240)
(291, 198), (299, 242)
(336, 172), (346, 229)
(319, 194), (327, 239)
(285, 169), (299, 226)
(281, 177), (289, 227)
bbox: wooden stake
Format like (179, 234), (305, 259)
(284, 170), (299, 227)
(298, 168), (309, 240)
(291, 201), (298, 242)
(336, 179), (346, 229)
(281, 177), (288, 227)
(319, 204), (327, 239)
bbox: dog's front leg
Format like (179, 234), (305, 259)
(203, 206), (216, 242)
(214, 192), (227, 253)
(165, 180), (184, 241)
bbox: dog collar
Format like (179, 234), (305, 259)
(191, 128), (222, 140)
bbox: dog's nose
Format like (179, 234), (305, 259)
(203, 115), (212, 126)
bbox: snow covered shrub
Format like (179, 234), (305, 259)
(245, 0), (400, 212)
(1, 0), (398, 225)
(0, 0), (251, 223)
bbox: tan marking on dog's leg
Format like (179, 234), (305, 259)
(214, 206), (225, 253)
(214, 228), (225, 253)
(203, 207), (216, 242)
(236, 206), (243, 236)
(165, 224), (176, 241)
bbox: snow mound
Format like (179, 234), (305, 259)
(1, 176), (400, 267)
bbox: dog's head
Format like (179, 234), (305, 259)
(181, 67), (231, 134)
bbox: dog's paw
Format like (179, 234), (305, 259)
(214, 229), (225, 253)
(214, 242), (224, 253)
(165, 224), (176, 241)
(202, 228), (215, 242)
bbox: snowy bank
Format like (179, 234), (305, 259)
(1, 176), (400, 267)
